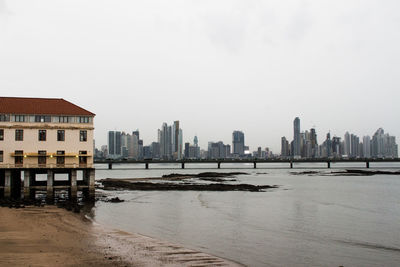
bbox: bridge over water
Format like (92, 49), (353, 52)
(94, 158), (400, 170)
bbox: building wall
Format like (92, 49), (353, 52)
(0, 120), (94, 167)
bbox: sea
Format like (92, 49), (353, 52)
(92, 162), (400, 267)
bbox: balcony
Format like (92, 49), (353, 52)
(0, 163), (94, 169)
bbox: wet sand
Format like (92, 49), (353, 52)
(0, 206), (242, 266)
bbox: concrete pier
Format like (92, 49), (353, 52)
(1, 168), (95, 201)
(70, 170), (77, 200)
(24, 171), (30, 198)
(47, 170), (54, 201)
(4, 170), (11, 198)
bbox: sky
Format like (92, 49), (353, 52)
(1, 0), (400, 152)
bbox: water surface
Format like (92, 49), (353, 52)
(93, 163), (400, 266)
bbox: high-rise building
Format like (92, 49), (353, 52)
(108, 131), (122, 158)
(143, 146), (152, 159)
(310, 128), (318, 158)
(158, 121), (182, 160)
(172, 121), (183, 160)
(293, 117), (301, 158)
(121, 132), (128, 158)
(159, 123), (170, 159)
(151, 142), (160, 159)
(208, 141), (230, 159)
(363, 136), (371, 158)
(281, 137), (289, 158)
(108, 131), (115, 156)
(132, 130), (139, 140)
(232, 130), (245, 157)
(344, 132), (351, 157)
(350, 134), (360, 158)
(115, 131), (121, 156)
(138, 139), (143, 159)
(184, 142), (190, 158)
(371, 128), (398, 158)
(331, 136), (341, 158)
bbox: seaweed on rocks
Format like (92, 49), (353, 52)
(161, 172), (248, 179)
(332, 169), (400, 176)
(100, 179), (278, 192)
(290, 171), (321, 175)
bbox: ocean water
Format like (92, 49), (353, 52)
(93, 163), (400, 267)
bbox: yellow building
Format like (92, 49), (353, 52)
(0, 97), (95, 200)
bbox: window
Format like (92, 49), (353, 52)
(15, 150), (23, 165)
(79, 117), (89, 123)
(15, 129), (23, 141)
(38, 150), (46, 165)
(0, 129), (3, 141)
(35, 116), (51, 123)
(57, 151), (65, 165)
(79, 151), (87, 165)
(0, 114), (10, 122)
(57, 130), (65, 141)
(38, 130), (46, 141)
(80, 130), (87, 142)
(14, 115), (25, 122)
(0, 151), (3, 162)
(59, 116), (69, 123)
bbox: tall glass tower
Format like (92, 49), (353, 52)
(232, 131), (245, 157)
(293, 117), (301, 158)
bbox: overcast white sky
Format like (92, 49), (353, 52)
(1, 0), (399, 152)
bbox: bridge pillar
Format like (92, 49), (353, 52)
(254, 162), (257, 169)
(290, 162), (293, 169)
(108, 163), (112, 170)
(218, 162), (221, 169)
(145, 163), (149, 169)
(327, 161), (331, 169)
(366, 161), (370, 168)
(181, 163), (185, 169)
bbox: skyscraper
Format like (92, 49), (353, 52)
(159, 123), (170, 159)
(158, 121), (182, 160)
(108, 131), (121, 158)
(232, 130), (245, 157)
(310, 128), (318, 158)
(115, 131), (121, 156)
(371, 128), (398, 158)
(363, 136), (371, 158)
(281, 136), (289, 158)
(293, 117), (301, 158)
(344, 132), (351, 157)
(108, 131), (115, 157)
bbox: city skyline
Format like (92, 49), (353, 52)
(96, 118), (399, 154)
(98, 117), (398, 159)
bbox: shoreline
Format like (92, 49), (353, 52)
(0, 206), (243, 267)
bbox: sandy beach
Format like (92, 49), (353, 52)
(0, 206), (242, 267)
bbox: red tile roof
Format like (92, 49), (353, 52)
(0, 97), (95, 116)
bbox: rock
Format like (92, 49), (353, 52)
(109, 197), (124, 203)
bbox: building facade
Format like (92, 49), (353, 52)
(0, 97), (95, 199)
